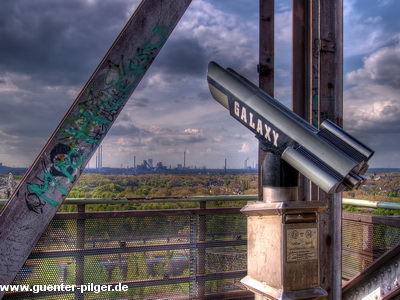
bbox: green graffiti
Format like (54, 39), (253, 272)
(59, 25), (169, 152)
(28, 147), (83, 207)
(28, 25), (170, 209)
(53, 148), (83, 180)
(28, 173), (67, 207)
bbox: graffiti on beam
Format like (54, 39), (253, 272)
(26, 26), (169, 213)
(59, 25), (169, 152)
(26, 144), (81, 213)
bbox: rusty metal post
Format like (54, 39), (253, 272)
(241, 0), (345, 298)
(258, 0), (298, 202)
(318, 1), (343, 298)
(257, 0), (275, 202)
(292, 0), (320, 201)
(240, 2), (326, 299)
(309, 0), (320, 130)
(292, 0), (344, 297)
(292, 0), (344, 296)
(292, 0), (309, 202)
(292, 0), (307, 120)
(309, 0), (321, 202)
(292, 0), (318, 197)
(258, 0), (298, 211)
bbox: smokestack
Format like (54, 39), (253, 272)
(184, 151), (186, 168)
(244, 157), (249, 169)
(99, 145), (103, 169)
(96, 146), (102, 169)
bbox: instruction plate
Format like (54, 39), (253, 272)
(286, 228), (318, 262)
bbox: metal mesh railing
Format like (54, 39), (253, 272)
(342, 211), (400, 282)
(2, 197), (399, 299)
(4, 200), (252, 300)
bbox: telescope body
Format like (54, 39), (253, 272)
(207, 61), (374, 194)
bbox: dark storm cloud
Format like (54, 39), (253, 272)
(0, 0), (396, 168)
(197, 92), (211, 101)
(108, 123), (148, 137)
(348, 130), (400, 168)
(157, 134), (208, 147)
(352, 0), (400, 33)
(344, 0), (400, 59)
(347, 43), (400, 89)
(0, 0), (137, 85)
(344, 38), (400, 167)
(0, 87), (71, 137)
(155, 37), (207, 77)
(130, 97), (150, 107)
(147, 127), (208, 147)
(0, 0), (266, 168)
(204, 0), (258, 22)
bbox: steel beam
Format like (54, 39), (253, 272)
(258, 0), (275, 200)
(318, 1), (344, 298)
(0, 0), (192, 290)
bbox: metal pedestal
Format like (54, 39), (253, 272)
(240, 188), (327, 300)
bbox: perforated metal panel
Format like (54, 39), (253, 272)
(6, 203), (399, 299)
(5, 204), (250, 300)
(342, 215), (400, 282)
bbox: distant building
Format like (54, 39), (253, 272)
(148, 159), (153, 168)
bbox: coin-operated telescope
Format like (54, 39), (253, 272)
(207, 61), (373, 194)
(207, 61), (374, 299)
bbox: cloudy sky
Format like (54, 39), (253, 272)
(0, 0), (399, 170)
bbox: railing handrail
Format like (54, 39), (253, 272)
(2, 195), (399, 208)
(1, 196), (400, 210)
(342, 198), (400, 210)
(0, 195), (258, 206)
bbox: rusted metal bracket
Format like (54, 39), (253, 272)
(257, 63), (272, 76)
(320, 38), (336, 53)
